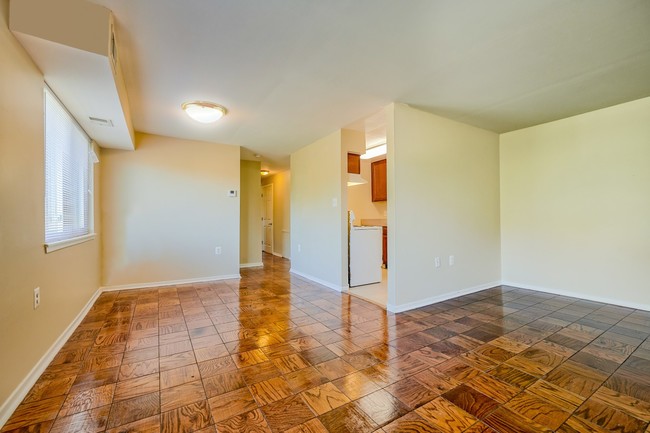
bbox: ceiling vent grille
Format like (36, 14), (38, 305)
(89, 117), (114, 127)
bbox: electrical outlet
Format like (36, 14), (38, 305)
(298, 244), (301, 253)
(434, 257), (441, 268)
(215, 246), (222, 255)
(34, 287), (40, 309)
(449, 255), (455, 266)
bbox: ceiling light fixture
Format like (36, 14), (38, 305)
(360, 143), (387, 160)
(261, 169), (269, 176)
(182, 101), (227, 123)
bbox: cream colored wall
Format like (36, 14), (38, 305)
(389, 104), (501, 310)
(0, 0), (102, 413)
(500, 97), (650, 308)
(240, 160), (262, 266)
(290, 131), (347, 290)
(347, 158), (387, 221)
(101, 133), (240, 287)
(262, 170), (291, 258)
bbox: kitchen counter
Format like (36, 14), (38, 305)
(360, 218), (387, 227)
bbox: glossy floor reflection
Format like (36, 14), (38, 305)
(3, 253), (650, 432)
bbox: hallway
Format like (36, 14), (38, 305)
(3, 254), (650, 432)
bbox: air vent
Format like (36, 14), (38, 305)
(89, 116), (114, 127)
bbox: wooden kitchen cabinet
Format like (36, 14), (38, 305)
(347, 153), (360, 174)
(371, 158), (387, 202)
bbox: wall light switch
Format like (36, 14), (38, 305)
(449, 255), (455, 266)
(332, 198), (338, 207)
(435, 257), (441, 268)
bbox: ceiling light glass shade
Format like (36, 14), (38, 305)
(360, 143), (387, 159)
(182, 101), (227, 123)
(261, 170), (269, 176)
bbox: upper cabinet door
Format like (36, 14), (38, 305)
(371, 159), (387, 202)
(347, 153), (361, 174)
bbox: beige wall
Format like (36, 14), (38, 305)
(500, 97), (650, 308)
(101, 133), (240, 287)
(262, 170), (291, 258)
(0, 0), (102, 414)
(389, 104), (501, 310)
(240, 160), (262, 266)
(347, 158), (387, 221)
(290, 131), (347, 290)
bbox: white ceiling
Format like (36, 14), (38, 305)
(91, 0), (650, 172)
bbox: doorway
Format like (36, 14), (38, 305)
(261, 183), (273, 254)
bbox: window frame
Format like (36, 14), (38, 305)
(43, 86), (97, 253)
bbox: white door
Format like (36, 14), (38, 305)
(261, 184), (273, 254)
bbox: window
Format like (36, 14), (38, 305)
(44, 87), (96, 252)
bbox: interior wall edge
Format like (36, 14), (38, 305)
(386, 280), (502, 313)
(289, 268), (348, 293)
(501, 280), (650, 312)
(0, 287), (102, 430)
(100, 274), (241, 292)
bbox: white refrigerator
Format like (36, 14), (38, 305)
(349, 226), (383, 287)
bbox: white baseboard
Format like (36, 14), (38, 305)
(240, 262), (263, 268)
(101, 274), (241, 291)
(272, 251), (283, 258)
(0, 288), (102, 429)
(289, 268), (347, 292)
(502, 280), (650, 312)
(387, 281), (502, 313)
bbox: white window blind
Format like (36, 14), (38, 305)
(44, 88), (94, 249)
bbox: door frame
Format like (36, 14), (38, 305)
(261, 183), (274, 254)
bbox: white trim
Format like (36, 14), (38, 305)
(0, 288), (102, 429)
(240, 262), (263, 268)
(387, 281), (502, 313)
(501, 281), (650, 312)
(290, 268), (348, 292)
(44, 233), (95, 253)
(101, 274), (241, 291)
(272, 251), (283, 258)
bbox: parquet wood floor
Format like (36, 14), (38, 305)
(3, 253), (650, 432)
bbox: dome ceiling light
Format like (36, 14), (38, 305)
(182, 101), (227, 123)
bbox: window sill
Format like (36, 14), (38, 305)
(45, 233), (96, 253)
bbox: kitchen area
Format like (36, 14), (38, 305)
(346, 116), (389, 307)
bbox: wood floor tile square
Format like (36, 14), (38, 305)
(160, 351), (196, 372)
(505, 391), (572, 430)
(284, 417), (328, 433)
(119, 359), (159, 381)
(483, 406), (554, 433)
(385, 376), (439, 409)
(301, 382), (350, 415)
(545, 360), (608, 398)
(574, 397), (647, 433)
(355, 389), (410, 427)
(160, 364), (200, 389)
(208, 387), (257, 422)
(114, 373), (159, 401)
(59, 383), (115, 417)
(249, 376), (293, 405)
(284, 367), (329, 393)
(318, 401), (378, 433)
(261, 394), (315, 432)
(272, 353), (311, 374)
(232, 349), (269, 368)
(333, 371), (380, 400)
(160, 400), (212, 433)
(527, 379), (584, 412)
(49, 405), (110, 433)
(382, 412), (441, 433)
(107, 391), (161, 429)
(197, 355), (236, 379)
(442, 384), (499, 419)
(415, 397), (477, 433)
(315, 358), (357, 380)
(215, 409), (271, 433)
(161, 380), (206, 412)
(23, 376), (76, 404)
